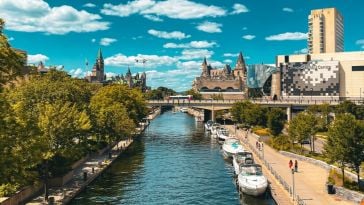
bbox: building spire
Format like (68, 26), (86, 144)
(202, 57), (207, 65)
(97, 48), (103, 60)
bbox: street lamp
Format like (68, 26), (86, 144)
(291, 168), (295, 201)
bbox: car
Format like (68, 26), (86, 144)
(301, 139), (311, 144)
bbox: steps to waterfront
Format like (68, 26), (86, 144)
(225, 125), (355, 205)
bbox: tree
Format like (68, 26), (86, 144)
(267, 108), (286, 136)
(145, 86), (176, 100)
(0, 19), (26, 90)
(325, 114), (361, 187)
(288, 112), (318, 152)
(230, 100), (267, 127)
(307, 103), (332, 131)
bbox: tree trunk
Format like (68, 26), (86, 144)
(312, 135), (315, 153)
(341, 166), (345, 186)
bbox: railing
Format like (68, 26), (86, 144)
(147, 98), (361, 106)
(242, 133), (307, 205)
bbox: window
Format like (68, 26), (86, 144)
(352, 66), (364, 71)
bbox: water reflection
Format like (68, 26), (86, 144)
(71, 111), (275, 205)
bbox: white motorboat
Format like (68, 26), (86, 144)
(204, 120), (213, 131)
(222, 138), (245, 159)
(237, 164), (268, 196)
(180, 107), (188, 113)
(210, 123), (221, 135)
(217, 128), (230, 141)
(232, 152), (254, 175)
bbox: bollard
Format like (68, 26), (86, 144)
(83, 171), (87, 181)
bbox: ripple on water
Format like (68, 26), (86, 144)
(70, 112), (274, 205)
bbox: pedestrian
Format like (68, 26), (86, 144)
(289, 160), (293, 170)
(256, 141), (258, 149)
(294, 160), (298, 172)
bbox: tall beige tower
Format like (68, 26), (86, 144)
(308, 8), (344, 54)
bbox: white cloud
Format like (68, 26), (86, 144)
(69, 68), (84, 77)
(242, 27), (248, 30)
(8, 37), (14, 41)
(231, 3), (249, 14)
(223, 53), (238, 57)
(148, 29), (190, 39)
(104, 53), (178, 68)
(242, 35), (255, 40)
(83, 3), (96, 8)
(27, 54), (49, 64)
(143, 14), (163, 22)
(0, 0), (110, 35)
(100, 38), (117, 46)
(265, 32), (307, 41)
(176, 60), (202, 70)
(132, 36), (143, 40)
(91, 38), (96, 43)
(101, 0), (226, 20)
(105, 72), (118, 78)
(294, 48), (308, 54)
(224, 59), (232, 64)
(196, 21), (222, 33)
(356, 39), (364, 49)
(282, 7), (294, 12)
(163, 41), (217, 49)
(179, 49), (214, 60)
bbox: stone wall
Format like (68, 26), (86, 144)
(195, 77), (242, 91)
(201, 92), (246, 100)
(0, 184), (43, 205)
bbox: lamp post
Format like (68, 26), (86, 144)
(310, 88), (313, 101)
(291, 168), (295, 201)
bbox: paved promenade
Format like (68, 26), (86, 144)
(226, 125), (355, 205)
(27, 139), (134, 205)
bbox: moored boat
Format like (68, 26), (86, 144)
(222, 138), (245, 159)
(237, 164), (268, 196)
(217, 128), (230, 141)
(210, 123), (221, 135)
(204, 120), (213, 131)
(180, 107), (188, 113)
(232, 152), (254, 175)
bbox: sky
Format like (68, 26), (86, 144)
(1, 0), (364, 91)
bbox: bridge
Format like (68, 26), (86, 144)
(147, 99), (342, 121)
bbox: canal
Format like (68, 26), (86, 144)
(70, 111), (275, 205)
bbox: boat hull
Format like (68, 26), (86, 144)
(237, 175), (268, 196)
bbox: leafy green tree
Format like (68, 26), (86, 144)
(324, 113), (364, 187)
(267, 108), (286, 136)
(0, 19), (26, 90)
(145, 86), (176, 100)
(307, 103), (332, 131)
(288, 112), (318, 152)
(230, 100), (267, 127)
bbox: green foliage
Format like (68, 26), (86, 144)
(267, 108), (286, 136)
(185, 89), (202, 100)
(335, 100), (364, 120)
(0, 183), (20, 197)
(288, 112), (318, 148)
(145, 86), (176, 100)
(266, 135), (292, 151)
(210, 93), (224, 100)
(230, 100), (267, 127)
(0, 19), (25, 90)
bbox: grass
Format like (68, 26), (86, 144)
(328, 169), (364, 193)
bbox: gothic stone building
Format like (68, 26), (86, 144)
(106, 67), (148, 92)
(192, 52), (247, 98)
(85, 48), (105, 83)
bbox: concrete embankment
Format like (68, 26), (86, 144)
(24, 110), (159, 205)
(187, 107), (204, 121)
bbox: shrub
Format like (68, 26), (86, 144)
(0, 183), (20, 197)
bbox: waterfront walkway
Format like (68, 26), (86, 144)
(226, 125), (354, 205)
(27, 139), (134, 205)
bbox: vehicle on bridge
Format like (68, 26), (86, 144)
(167, 95), (193, 101)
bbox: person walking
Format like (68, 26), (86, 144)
(294, 160), (298, 172)
(289, 160), (293, 170)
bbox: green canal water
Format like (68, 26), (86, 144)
(70, 111), (275, 205)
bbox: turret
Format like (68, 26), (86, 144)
(234, 52), (246, 77)
(201, 57), (210, 77)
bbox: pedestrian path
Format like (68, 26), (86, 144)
(226, 125), (354, 205)
(27, 138), (133, 205)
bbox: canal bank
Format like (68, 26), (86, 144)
(25, 109), (159, 205)
(70, 111), (275, 205)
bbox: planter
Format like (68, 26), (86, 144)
(327, 184), (335, 194)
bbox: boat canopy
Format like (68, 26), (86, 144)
(240, 164), (263, 176)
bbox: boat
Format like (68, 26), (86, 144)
(232, 152), (254, 175)
(222, 138), (245, 159)
(180, 107), (188, 113)
(204, 120), (213, 131)
(237, 164), (268, 196)
(216, 128), (230, 141)
(210, 123), (221, 135)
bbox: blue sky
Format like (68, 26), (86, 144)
(1, 0), (364, 91)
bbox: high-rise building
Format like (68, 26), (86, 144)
(308, 8), (344, 54)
